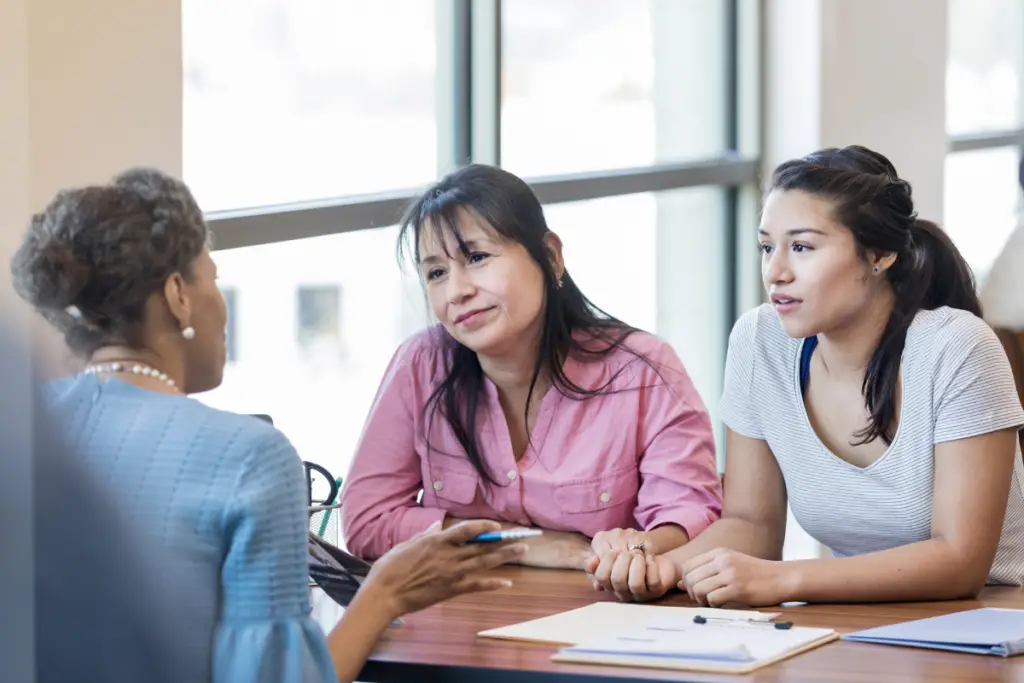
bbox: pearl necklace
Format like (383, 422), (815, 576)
(84, 362), (178, 390)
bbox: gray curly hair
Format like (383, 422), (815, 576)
(10, 168), (209, 356)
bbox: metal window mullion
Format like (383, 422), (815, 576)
(436, 0), (472, 175)
(736, 0), (766, 313)
(948, 129), (1024, 154)
(528, 157), (758, 204)
(723, 0), (741, 345)
(469, 0), (501, 166)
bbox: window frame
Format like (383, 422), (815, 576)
(203, 0), (762, 342)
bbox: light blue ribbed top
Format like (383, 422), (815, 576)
(43, 375), (337, 683)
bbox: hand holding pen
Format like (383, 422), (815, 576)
(361, 520), (527, 619)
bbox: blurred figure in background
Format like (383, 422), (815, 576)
(0, 314), (189, 683)
(0, 319), (37, 683)
(980, 149), (1024, 426)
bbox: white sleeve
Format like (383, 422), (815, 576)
(933, 315), (1024, 444)
(719, 308), (764, 439)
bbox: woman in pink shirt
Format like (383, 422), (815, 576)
(340, 164), (722, 584)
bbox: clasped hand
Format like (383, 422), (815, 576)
(585, 532), (794, 607)
(584, 529), (679, 602)
(680, 548), (794, 608)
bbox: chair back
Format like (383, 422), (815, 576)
(992, 327), (1024, 454)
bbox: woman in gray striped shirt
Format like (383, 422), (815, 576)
(588, 145), (1024, 606)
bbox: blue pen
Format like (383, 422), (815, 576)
(467, 528), (544, 543)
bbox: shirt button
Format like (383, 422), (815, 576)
(433, 480), (444, 491)
(507, 469), (518, 481)
(599, 492), (611, 504)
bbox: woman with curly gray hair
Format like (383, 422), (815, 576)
(11, 168), (525, 683)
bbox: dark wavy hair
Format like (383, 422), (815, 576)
(10, 168), (209, 356)
(770, 145), (981, 445)
(398, 164), (654, 484)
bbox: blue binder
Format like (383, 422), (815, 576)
(843, 608), (1024, 656)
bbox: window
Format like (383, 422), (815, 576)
(945, 0), (1024, 280)
(182, 0), (438, 212)
(547, 188), (730, 428)
(192, 1), (758, 477)
(297, 285), (342, 354)
(200, 188), (729, 476)
(501, 0), (730, 177)
(944, 148), (1023, 282)
(221, 286), (238, 363)
(947, 0), (1024, 135)
(199, 229), (428, 475)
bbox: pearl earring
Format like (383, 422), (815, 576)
(182, 326), (196, 340)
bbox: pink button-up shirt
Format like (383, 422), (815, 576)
(340, 326), (722, 559)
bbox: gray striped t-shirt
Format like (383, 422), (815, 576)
(721, 304), (1024, 584)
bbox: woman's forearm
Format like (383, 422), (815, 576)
(444, 516), (591, 569)
(324, 584), (398, 683)
(666, 517), (783, 566)
(644, 524), (690, 556)
(518, 530), (592, 569)
(785, 539), (986, 604)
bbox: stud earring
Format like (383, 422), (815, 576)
(873, 267), (880, 274)
(182, 326), (196, 340)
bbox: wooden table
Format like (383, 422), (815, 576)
(311, 567), (1024, 682)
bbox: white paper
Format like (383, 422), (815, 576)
(477, 602), (779, 646)
(563, 617), (835, 663)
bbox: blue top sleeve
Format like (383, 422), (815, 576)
(213, 431), (336, 683)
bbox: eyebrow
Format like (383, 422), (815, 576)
(757, 227), (829, 237)
(418, 239), (487, 266)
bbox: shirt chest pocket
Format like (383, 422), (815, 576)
(554, 467), (640, 516)
(426, 463), (480, 507)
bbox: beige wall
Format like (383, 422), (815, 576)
(765, 0), (948, 222)
(0, 0), (30, 314)
(1, 0), (183, 369)
(27, 0), (183, 206)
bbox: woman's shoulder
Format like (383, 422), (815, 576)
(44, 375), (296, 464)
(909, 307), (996, 354)
(380, 324), (459, 391)
(905, 307), (1008, 380)
(729, 303), (794, 347)
(395, 324), (457, 364)
(570, 327), (672, 365)
(616, 328), (675, 360)
(175, 401), (299, 472)
(723, 304), (800, 380)
(568, 327), (690, 392)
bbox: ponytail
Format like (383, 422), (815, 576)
(857, 219), (980, 444)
